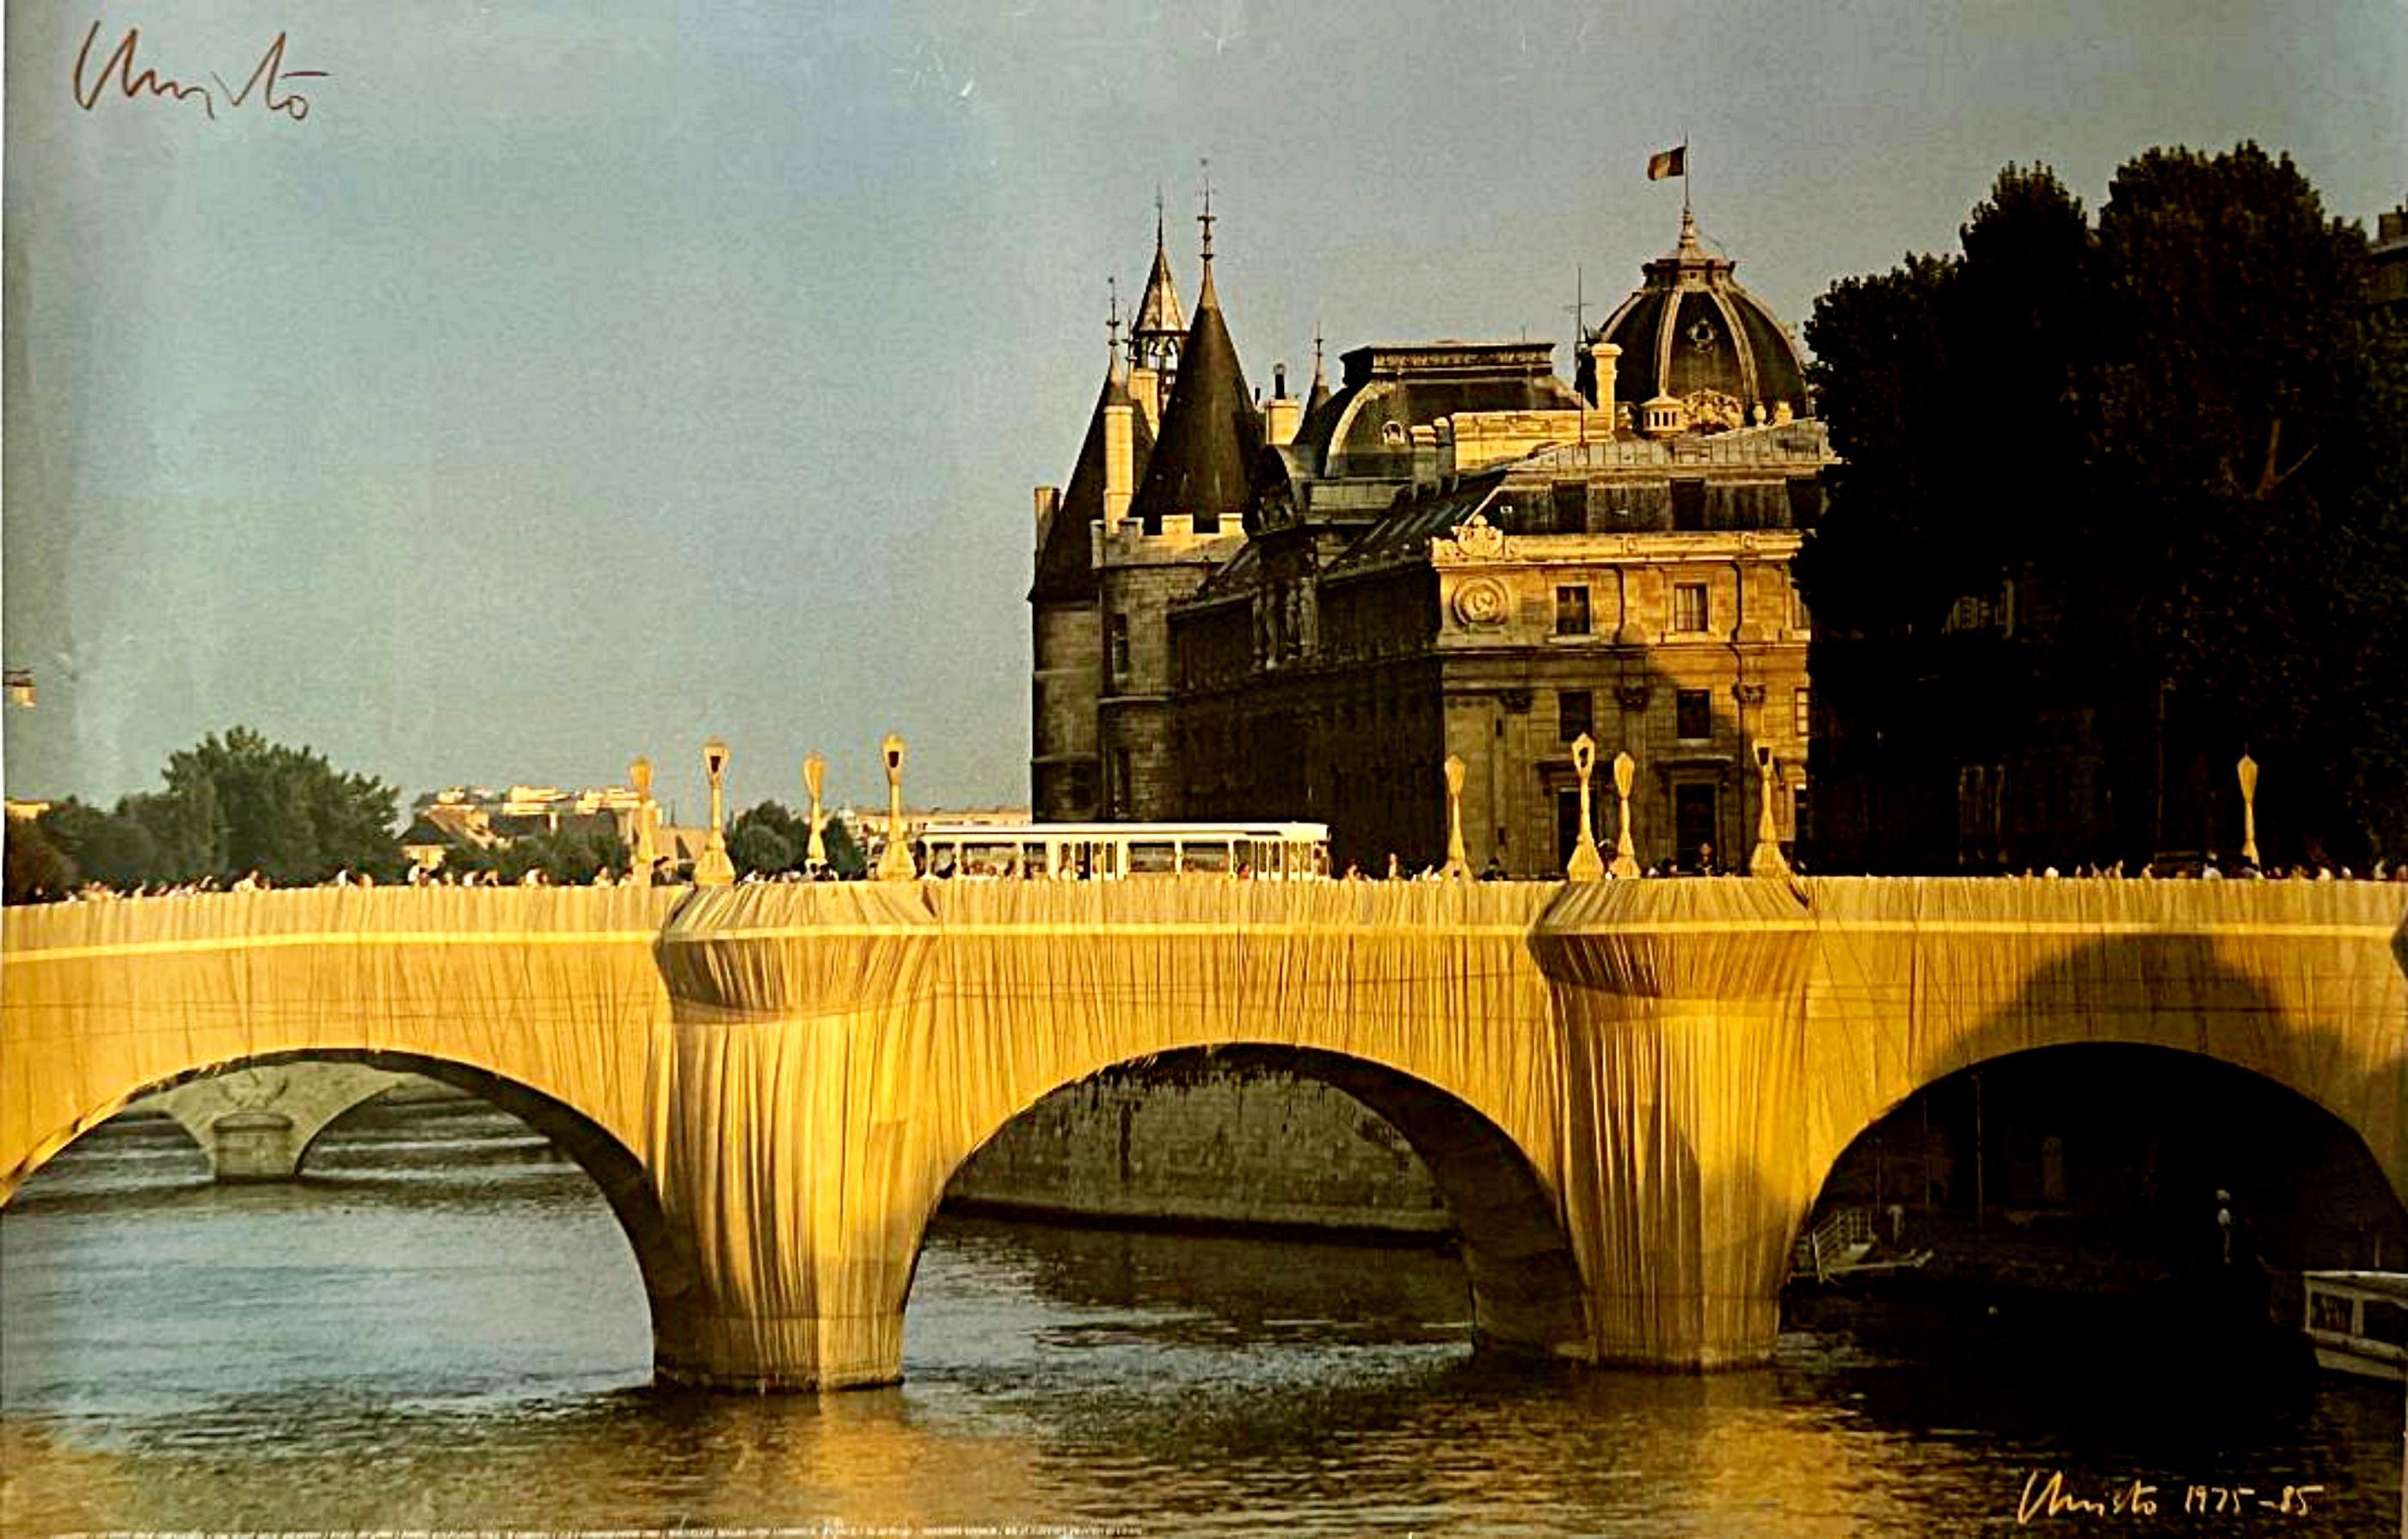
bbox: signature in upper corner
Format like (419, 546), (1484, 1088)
(71, 21), (328, 122)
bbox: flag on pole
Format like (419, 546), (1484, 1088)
(1646, 145), (1686, 182)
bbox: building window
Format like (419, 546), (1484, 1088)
(1790, 583), (1810, 632)
(1551, 481), (1588, 533)
(1791, 783), (1811, 852)
(1675, 689), (1711, 741)
(1793, 686), (1812, 740)
(1558, 689), (1593, 743)
(1670, 479), (1706, 532)
(1673, 583), (1709, 632)
(1109, 613), (1130, 685)
(1555, 585), (1592, 636)
(1112, 747), (1133, 814)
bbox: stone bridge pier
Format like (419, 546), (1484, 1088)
(1533, 880), (1822, 1368)
(135, 1064), (406, 1180)
(5, 879), (2403, 1394)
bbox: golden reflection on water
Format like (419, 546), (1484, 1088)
(3, 1117), (2400, 1536)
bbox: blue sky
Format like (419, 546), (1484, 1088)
(7, 0), (2403, 820)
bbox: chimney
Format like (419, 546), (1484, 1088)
(1266, 359), (1302, 447)
(1103, 396), (1135, 528)
(1129, 365), (1162, 434)
(1034, 484), (1060, 542)
(1410, 424), (1440, 494)
(1588, 341), (1621, 416)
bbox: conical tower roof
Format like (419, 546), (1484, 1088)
(1132, 204), (1186, 351)
(1032, 348), (1153, 601)
(1305, 331), (1333, 416)
(1128, 258), (1259, 532)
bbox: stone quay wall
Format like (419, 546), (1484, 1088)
(943, 1062), (1450, 1240)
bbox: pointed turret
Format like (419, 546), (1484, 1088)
(1031, 305), (1154, 602)
(1305, 329), (1332, 416)
(1130, 191), (1186, 378)
(1127, 194), (1259, 536)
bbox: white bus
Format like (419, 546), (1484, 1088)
(911, 821), (1331, 880)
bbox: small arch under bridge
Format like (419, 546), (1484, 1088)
(4, 879), (2401, 1390)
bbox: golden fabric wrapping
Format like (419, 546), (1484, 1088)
(6, 877), (2403, 1388)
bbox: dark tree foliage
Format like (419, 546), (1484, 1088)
(438, 824), (629, 884)
(1803, 146), (2408, 860)
(728, 800), (806, 877)
(33, 727), (404, 889)
(727, 800), (864, 877)
(4, 817), (79, 902)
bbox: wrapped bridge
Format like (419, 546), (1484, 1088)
(5, 878), (2404, 1389)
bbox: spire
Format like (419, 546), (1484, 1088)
(1132, 192), (1186, 372)
(1127, 175), (1258, 535)
(1305, 326), (1331, 415)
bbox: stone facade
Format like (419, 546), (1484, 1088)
(1032, 214), (1831, 873)
(944, 1063), (1447, 1238)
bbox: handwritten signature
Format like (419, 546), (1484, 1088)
(2016, 1468), (2327, 1524)
(71, 22), (326, 122)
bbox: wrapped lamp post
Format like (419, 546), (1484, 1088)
(630, 756), (659, 880)
(1565, 734), (1605, 883)
(2238, 752), (2261, 870)
(803, 753), (829, 871)
(695, 737), (735, 887)
(873, 734), (918, 881)
(1441, 754), (1471, 880)
(1610, 750), (1642, 880)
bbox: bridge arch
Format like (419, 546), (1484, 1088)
(924, 1044), (1591, 1361)
(5, 1049), (699, 1365)
(1803, 1039), (2408, 1274)
(1803, 926), (2408, 1229)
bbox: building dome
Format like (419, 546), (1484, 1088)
(1582, 211), (1809, 426)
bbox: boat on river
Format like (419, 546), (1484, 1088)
(2297, 1270), (2408, 1381)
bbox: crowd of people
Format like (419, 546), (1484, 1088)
(30, 846), (2408, 902)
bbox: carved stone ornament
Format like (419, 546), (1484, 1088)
(224, 1068), (289, 1110)
(1450, 576), (1510, 629)
(1444, 509), (1508, 561)
(1733, 682), (1768, 707)
(1616, 681), (1652, 713)
(1681, 388), (1747, 434)
(1499, 688), (1533, 715)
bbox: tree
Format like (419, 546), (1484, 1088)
(728, 800), (803, 877)
(163, 727), (404, 883)
(34, 728), (402, 889)
(435, 823), (628, 884)
(1801, 146), (2408, 865)
(4, 817), (79, 902)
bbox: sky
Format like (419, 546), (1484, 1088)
(5, 0), (2404, 821)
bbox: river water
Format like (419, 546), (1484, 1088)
(3, 1100), (2399, 1536)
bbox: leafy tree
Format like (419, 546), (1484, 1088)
(32, 728), (402, 889)
(435, 823), (628, 884)
(727, 799), (864, 877)
(728, 800), (803, 876)
(1802, 146), (2408, 865)
(819, 815), (868, 878)
(163, 727), (402, 883)
(5, 817), (79, 902)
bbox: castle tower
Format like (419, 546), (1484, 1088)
(1095, 184), (1260, 820)
(1030, 293), (1155, 822)
(1128, 193), (1188, 425)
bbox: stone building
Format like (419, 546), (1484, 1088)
(1030, 209), (1834, 875)
(2376, 200), (2408, 317)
